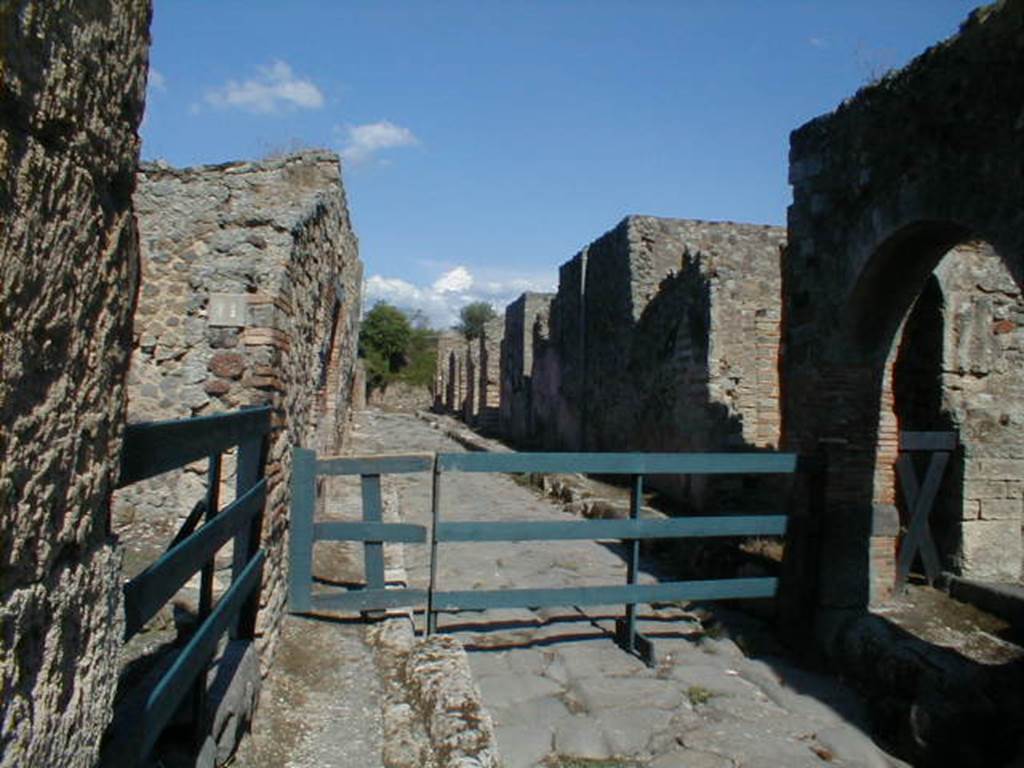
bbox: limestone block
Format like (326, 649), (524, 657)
(961, 519), (1022, 580)
(978, 497), (1022, 521)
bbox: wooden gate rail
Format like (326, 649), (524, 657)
(289, 447), (800, 665)
(428, 451), (795, 663)
(288, 450), (432, 614)
(104, 406), (271, 766)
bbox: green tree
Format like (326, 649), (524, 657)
(454, 301), (497, 340)
(360, 302), (412, 388)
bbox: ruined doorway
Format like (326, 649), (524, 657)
(889, 274), (961, 580)
(875, 240), (1024, 588)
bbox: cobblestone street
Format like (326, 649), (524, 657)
(336, 409), (908, 768)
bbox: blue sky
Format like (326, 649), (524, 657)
(142, 1), (980, 327)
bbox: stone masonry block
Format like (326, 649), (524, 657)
(961, 519), (1023, 580)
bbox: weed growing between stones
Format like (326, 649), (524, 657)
(686, 685), (715, 706)
(543, 758), (640, 768)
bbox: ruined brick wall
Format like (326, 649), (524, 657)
(115, 150), (361, 669)
(477, 318), (504, 433)
(784, 1), (1024, 611)
(531, 252), (587, 450)
(529, 216), (784, 509)
(583, 216), (783, 448)
(433, 331), (462, 412)
(0, 2), (151, 766)
(446, 345), (463, 412)
(462, 338), (480, 422)
(606, 217), (785, 509)
(500, 292), (554, 445)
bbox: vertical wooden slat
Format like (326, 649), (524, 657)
(289, 447), (317, 614)
(623, 474), (642, 651)
(427, 455), (442, 635)
(191, 452), (221, 739)
(361, 474), (385, 591)
(233, 427), (269, 640)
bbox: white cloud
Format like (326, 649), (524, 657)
(204, 60), (324, 114)
(148, 67), (166, 91)
(808, 36), (827, 49)
(339, 120), (418, 165)
(432, 266), (473, 294)
(364, 265), (555, 328)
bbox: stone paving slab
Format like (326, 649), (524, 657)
(233, 614), (384, 768)
(349, 409), (910, 768)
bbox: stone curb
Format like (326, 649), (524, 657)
(364, 476), (501, 768)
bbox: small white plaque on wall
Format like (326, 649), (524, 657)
(208, 293), (249, 327)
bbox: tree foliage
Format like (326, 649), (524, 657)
(454, 301), (497, 340)
(359, 301), (437, 391)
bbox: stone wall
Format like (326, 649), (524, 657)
(499, 292), (554, 445)
(476, 318), (504, 434)
(462, 337), (481, 423)
(783, 0), (1024, 612)
(874, 243), (1024, 582)
(433, 214), (783, 515)
(113, 150), (362, 671)
(367, 380), (432, 412)
(0, 2), (151, 766)
(446, 343), (463, 412)
(527, 216), (784, 509)
(588, 217), (785, 509)
(531, 252), (588, 451)
(433, 331), (463, 412)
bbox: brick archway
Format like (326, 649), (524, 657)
(782, 2), (1024, 618)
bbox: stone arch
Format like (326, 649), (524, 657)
(864, 238), (1024, 591)
(783, 2), (1024, 617)
(786, 223), (1024, 611)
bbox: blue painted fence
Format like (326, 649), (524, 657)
(105, 406), (271, 766)
(289, 448), (804, 664)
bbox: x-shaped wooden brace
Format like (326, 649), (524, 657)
(895, 434), (953, 588)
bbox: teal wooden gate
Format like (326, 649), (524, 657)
(289, 449), (804, 664)
(104, 406), (271, 766)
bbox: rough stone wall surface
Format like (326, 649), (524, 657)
(529, 216), (784, 510)
(499, 293), (554, 445)
(447, 347), (463, 413)
(0, 2), (151, 766)
(612, 217), (784, 509)
(115, 150), (361, 671)
(476, 318), (504, 433)
(462, 339), (480, 423)
(367, 380), (432, 412)
(351, 359), (367, 411)
(530, 252), (587, 451)
(433, 331), (462, 412)
(584, 216), (784, 451)
(783, 0), (1024, 611)
(874, 243), (1024, 581)
(936, 249), (1024, 578)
